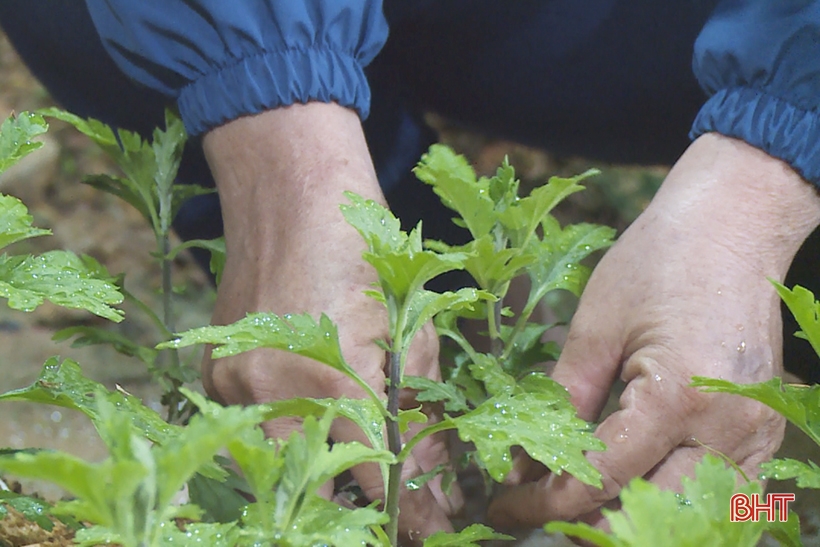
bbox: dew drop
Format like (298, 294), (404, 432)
(737, 341), (746, 354)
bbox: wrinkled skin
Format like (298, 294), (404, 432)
(201, 103), (461, 542)
(489, 133), (820, 529)
(199, 99), (820, 539)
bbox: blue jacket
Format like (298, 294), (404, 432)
(85, 0), (820, 185)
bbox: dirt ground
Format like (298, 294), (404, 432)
(0, 28), (819, 547)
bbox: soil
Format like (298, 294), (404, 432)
(0, 28), (818, 547)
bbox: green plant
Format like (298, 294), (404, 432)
(1, 109), (816, 546)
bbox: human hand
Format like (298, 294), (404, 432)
(489, 133), (820, 528)
(199, 103), (462, 541)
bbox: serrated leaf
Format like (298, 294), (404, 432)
(469, 353), (517, 396)
(760, 458), (820, 488)
(527, 218), (615, 301)
(397, 407), (428, 434)
(0, 250), (124, 321)
(0, 358), (177, 446)
(152, 399), (270, 510)
(414, 144), (496, 239)
(340, 191), (408, 255)
(0, 194), (51, 249)
(774, 281), (820, 364)
(402, 376), (469, 413)
(423, 523), (513, 546)
(283, 495), (388, 547)
(0, 111), (48, 174)
(500, 322), (561, 376)
(0, 491), (81, 532)
(456, 235), (535, 294)
(547, 455), (766, 547)
(450, 390), (604, 485)
(187, 471), (250, 523)
(765, 510), (802, 547)
(161, 311), (345, 365)
(401, 287), (489, 360)
(53, 326), (158, 366)
(82, 174), (153, 225)
(39, 107), (120, 152)
(498, 171), (594, 246)
(168, 237), (225, 284)
(691, 376), (820, 447)
(160, 522), (241, 547)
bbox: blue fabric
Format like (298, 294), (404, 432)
(691, 0), (820, 184)
(84, 0), (388, 135)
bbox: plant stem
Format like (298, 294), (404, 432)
(489, 298), (503, 357)
(385, 349), (403, 547)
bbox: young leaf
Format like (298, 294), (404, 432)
(423, 523), (513, 546)
(0, 491), (81, 533)
(469, 353), (517, 396)
(546, 455), (767, 547)
(279, 495), (388, 547)
(0, 358), (177, 446)
(498, 171), (594, 247)
(449, 389), (604, 486)
(342, 192), (468, 302)
(0, 111), (48, 174)
(433, 235), (535, 295)
(0, 250), (124, 322)
(414, 144), (496, 239)
(82, 174), (154, 225)
(691, 377), (820, 447)
(0, 194), (51, 249)
(527, 218), (615, 301)
(402, 376), (469, 413)
(773, 281), (820, 362)
(760, 457), (820, 488)
(500, 322), (561, 376)
(168, 237), (226, 284)
(765, 510), (802, 547)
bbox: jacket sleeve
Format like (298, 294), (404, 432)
(691, 0), (820, 185)
(84, 0), (389, 135)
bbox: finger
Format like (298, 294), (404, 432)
(550, 319), (623, 422)
(489, 359), (688, 527)
(642, 445), (707, 491)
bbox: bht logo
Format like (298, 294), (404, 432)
(730, 493), (795, 522)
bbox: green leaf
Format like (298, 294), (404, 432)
(774, 281), (820, 364)
(0, 111), (48, 174)
(469, 353), (517, 396)
(691, 376), (820, 447)
(161, 311), (344, 364)
(0, 194), (51, 249)
(0, 491), (81, 532)
(0, 358), (177, 446)
(450, 388), (604, 485)
(498, 170), (594, 246)
(397, 407), (428, 434)
(402, 376), (469, 413)
(0, 250), (124, 322)
(439, 235), (535, 294)
(168, 237), (225, 284)
(401, 287), (490, 361)
(765, 510), (802, 547)
(527, 218), (615, 301)
(414, 144), (496, 239)
(282, 495), (388, 547)
(546, 455), (766, 547)
(82, 174), (153, 225)
(423, 523), (514, 546)
(39, 107), (120, 152)
(159, 522), (241, 547)
(500, 322), (561, 376)
(187, 470), (250, 523)
(760, 458), (820, 488)
(52, 325), (159, 366)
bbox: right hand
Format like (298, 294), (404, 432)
(200, 103), (462, 541)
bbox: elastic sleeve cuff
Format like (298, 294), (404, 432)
(690, 88), (820, 186)
(177, 46), (371, 136)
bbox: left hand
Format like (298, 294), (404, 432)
(488, 133), (820, 528)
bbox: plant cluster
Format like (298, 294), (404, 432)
(0, 110), (817, 546)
